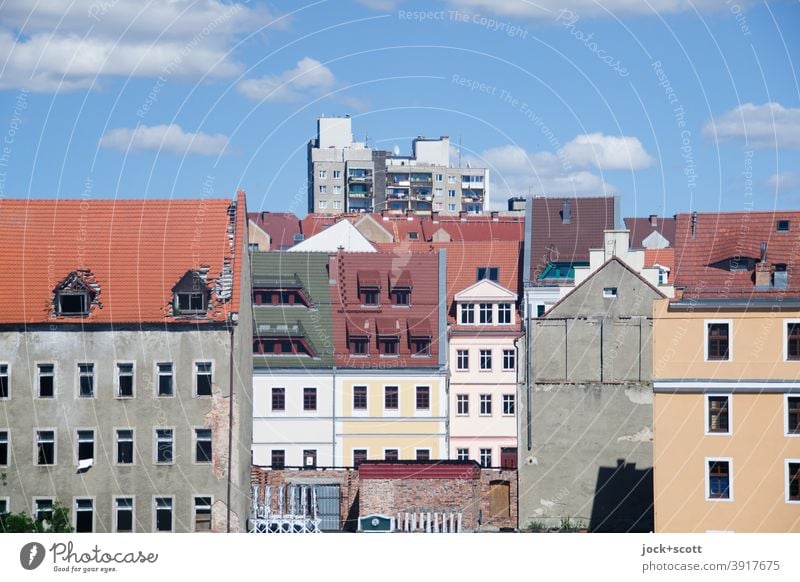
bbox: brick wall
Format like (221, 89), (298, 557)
(479, 469), (518, 530)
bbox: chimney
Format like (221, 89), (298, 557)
(459, 210), (468, 221)
(649, 214), (658, 227)
(431, 211), (439, 223)
(561, 200), (571, 224)
(755, 241), (772, 288)
(490, 211), (499, 221)
(691, 211), (698, 239)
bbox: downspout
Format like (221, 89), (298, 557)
(599, 318), (604, 383)
(332, 365), (337, 466)
(526, 304), (532, 451)
(638, 318), (643, 382)
(227, 323), (235, 533)
(564, 319), (568, 381)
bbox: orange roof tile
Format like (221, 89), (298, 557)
(0, 196), (244, 324)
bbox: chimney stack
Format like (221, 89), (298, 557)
(490, 210), (499, 221)
(649, 214), (658, 227)
(755, 241), (772, 288)
(691, 211), (698, 239)
(561, 200), (571, 224)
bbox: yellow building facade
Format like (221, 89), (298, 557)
(652, 298), (800, 532)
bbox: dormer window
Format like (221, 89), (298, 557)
(778, 220), (790, 232)
(54, 271), (96, 317)
(172, 270), (210, 316)
(358, 271), (381, 307)
(391, 270), (412, 306)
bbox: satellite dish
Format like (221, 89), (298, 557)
(393, 145), (400, 156)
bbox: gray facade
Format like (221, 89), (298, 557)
(519, 258), (661, 531)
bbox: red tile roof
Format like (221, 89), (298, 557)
(1, 194), (246, 324)
(529, 197), (616, 284)
(330, 251), (441, 368)
(644, 248), (675, 273)
(624, 216), (676, 248)
(249, 211), (301, 251)
(674, 211), (800, 298)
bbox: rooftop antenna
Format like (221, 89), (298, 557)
(365, 131), (369, 147)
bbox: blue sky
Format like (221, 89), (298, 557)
(0, 0), (798, 218)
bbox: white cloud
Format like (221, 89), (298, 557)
(445, 0), (750, 19)
(764, 172), (798, 193)
(99, 124), (230, 156)
(560, 133), (655, 170)
(0, 0), (282, 92)
(237, 57), (337, 102)
(703, 102), (800, 149)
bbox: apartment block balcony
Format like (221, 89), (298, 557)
(461, 180), (484, 189)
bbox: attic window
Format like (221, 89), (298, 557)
(177, 292), (205, 312)
(408, 232), (419, 240)
(172, 270), (210, 315)
(603, 287), (618, 298)
(778, 220), (790, 232)
(477, 267), (499, 282)
(58, 292), (89, 315)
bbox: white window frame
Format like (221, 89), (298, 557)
(479, 303), (493, 324)
(480, 349), (492, 371)
(456, 394), (469, 416)
(318, 200), (328, 209)
(193, 495), (213, 532)
(704, 319), (733, 362)
(456, 448), (469, 461)
(705, 457), (734, 502)
(115, 361), (135, 399)
(73, 497), (95, 533)
(33, 497), (55, 522)
(0, 496), (9, 514)
(459, 303), (475, 324)
(0, 429), (8, 467)
(704, 393), (732, 436)
(784, 319), (800, 362)
(785, 393), (800, 437)
(34, 428), (57, 466)
(113, 496), (136, 533)
(194, 360), (213, 398)
(480, 448), (492, 468)
(156, 362), (174, 398)
(115, 428), (135, 466)
(498, 303), (513, 324)
(502, 349), (515, 371)
(448, 175), (455, 184)
(302, 386), (318, 413)
(36, 362), (56, 399)
(75, 428), (95, 466)
(0, 362), (9, 400)
(333, 185), (341, 195)
(319, 185), (327, 194)
(603, 287), (618, 298)
(318, 170), (327, 179)
(414, 385), (431, 417)
(76, 362), (96, 399)
(382, 448), (399, 461)
(352, 448), (369, 466)
(383, 385), (400, 417)
(435, 173), (444, 182)
(456, 349), (469, 371)
(448, 204), (456, 212)
(786, 459), (800, 504)
(503, 394), (515, 416)
(153, 496), (174, 533)
(352, 385), (368, 416)
(479, 394), (492, 416)
(154, 427), (175, 465)
(333, 170), (341, 179)
(193, 427), (213, 464)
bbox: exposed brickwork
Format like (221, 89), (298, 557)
(479, 469), (518, 530)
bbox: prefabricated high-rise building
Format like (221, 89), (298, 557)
(307, 116), (489, 215)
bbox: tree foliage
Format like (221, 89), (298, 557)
(0, 502), (73, 533)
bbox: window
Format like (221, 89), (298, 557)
(787, 323), (800, 360)
(76, 430), (94, 465)
(0, 431), (7, 465)
(303, 388), (317, 411)
(176, 292), (205, 313)
(75, 498), (94, 533)
(271, 450), (285, 469)
(115, 498), (134, 533)
(787, 396), (800, 435)
(412, 338), (431, 357)
(477, 267), (499, 282)
(460, 303), (475, 324)
(707, 459), (731, 500)
(117, 363), (134, 398)
(35, 499), (54, 522)
(537, 304), (546, 317)
(456, 350), (469, 371)
(788, 461), (800, 503)
(38, 364), (54, 398)
(318, 200), (328, 209)
(503, 394), (515, 415)
(603, 287), (618, 298)
(384, 386), (399, 410)
(379, 337), (399, 356)
(0, 498), (6, 514)
(36, 430), (55, 465)
(116, 429), (134, 464)
(157, 363), (173, 397)
(272, 388), (285, 411)
(706, 322), (730, 361)
(480, 349), (492, 371)
(778, 220), (790, 232)
(503, 349), (515, 370)
(448, 175), (455, 184)
(480, 448), (492, 468)
(416, 386), (430, 410)
(353, 449), (367, 466)
(155, 497), (173, 532)
(706, 395), (730, 434)
(194, 497), (212, 531)
(456, 394), (469, 416)
(195, 429), (212, 463)
(333, 200), (341, 209)
(155, 429), (173, 464)
(333, 186), (341, 195)
(348, 335), (369, 355)
(392, 288), (411, 305)
(353, 386), (367, 411)
(384, 449), (399, 461)
(448, 204), (456, 212)
(456, 448), (469, 461)
(57, 291), (89, 315)
(434, 188), (443, 197)
(333, 170), (341, 179)
(319, 170), (327, 179)
(195, 362), (212, 396)
(303, 449), (317, 469)
(435, 173), (444, 182)
(498, 303), (512, 324)
(479, 303), (493, 324)
(0, 364), (7, 399)
(361, 288), (380, 306)
(480, 394), (492, 416)
(416, 449), (430, 461)
(448, 189), (456, 198)
(78, 363), (94, 397)
(319, 185), (327, 194)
